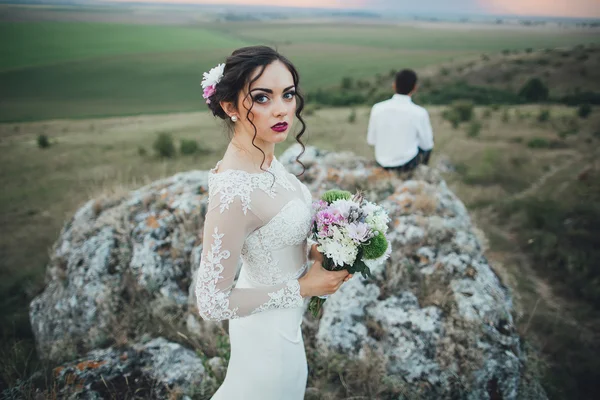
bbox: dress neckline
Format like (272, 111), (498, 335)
(210, 156), (278, 176)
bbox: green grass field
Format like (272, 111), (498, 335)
(1, 18), (599, 121)
(1, 7), (600, 396)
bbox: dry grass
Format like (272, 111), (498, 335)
(1, 104), (599, 396)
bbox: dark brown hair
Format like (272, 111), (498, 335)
(395, 69), (418, 95)
(206, 45), (306, 175)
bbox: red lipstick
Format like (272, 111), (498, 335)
(271, 122), (288, 133)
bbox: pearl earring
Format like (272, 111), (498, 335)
(231, 115), (238, 122)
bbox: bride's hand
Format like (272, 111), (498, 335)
(309, 243), (324, 263)
(298, 260), (352, 298)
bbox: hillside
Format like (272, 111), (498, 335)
(1, 101), (599, 398)
(312, 44), (600, 107)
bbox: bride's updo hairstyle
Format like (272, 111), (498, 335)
(205, 45), (306, 175)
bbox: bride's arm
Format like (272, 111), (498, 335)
(195, 194), (304, 322)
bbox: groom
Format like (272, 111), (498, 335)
(367, 69), (434, 173)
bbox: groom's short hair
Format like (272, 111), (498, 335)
(395, 69), (418, 95)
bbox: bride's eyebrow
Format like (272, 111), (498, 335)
(250, 85), (295, 94)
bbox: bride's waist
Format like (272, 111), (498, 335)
(237, 261), (309, 288)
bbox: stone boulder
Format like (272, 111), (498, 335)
(279, 145), (545, 400)
(50, 337), (216, 399)
(27, 145), (545, 399)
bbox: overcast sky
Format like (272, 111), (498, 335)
(110, 0), (600, 18)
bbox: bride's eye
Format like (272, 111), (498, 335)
(254, 94), (269, 104)
(283, 91), (296, 101)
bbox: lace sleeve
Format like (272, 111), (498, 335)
(195, 186), (305, 322)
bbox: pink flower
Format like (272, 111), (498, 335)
(203, 85), (216, 103)
(315, 207), (345, 238)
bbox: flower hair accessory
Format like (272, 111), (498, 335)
(201, 63), (225, 104)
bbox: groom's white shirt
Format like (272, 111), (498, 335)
(367, 94), (434, 167)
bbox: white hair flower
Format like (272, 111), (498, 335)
(201, 63), (225, 104)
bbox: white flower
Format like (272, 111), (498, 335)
(366, 212), (390, 234)
(362, 201), (378, 217)
(201, 63), (225, 89)
(319, 239), (358, 267)
(318, 226), (359, 267)
(346, 222), (371, 244)
(331, 199), (359, 219)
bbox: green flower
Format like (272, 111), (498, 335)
(362, 232), (388, 260)
(321, 189), (352, 204)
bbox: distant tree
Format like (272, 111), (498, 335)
(578, 104), (592, 118)
(451, 100), (474, 122)
(180, 139), (199, 155)
(37, 134), (50, 149)
(519, 78), (549, 102)
(341, 77), (353, 90)
(153, 133), (176, 158)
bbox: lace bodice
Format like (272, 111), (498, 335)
(195, 157), (313, 321)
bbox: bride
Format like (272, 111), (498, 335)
(194, 46), (352, 399)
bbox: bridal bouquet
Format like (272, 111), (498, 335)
(308, 189), (392, 317)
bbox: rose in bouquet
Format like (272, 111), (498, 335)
(308, 189), (392, 317)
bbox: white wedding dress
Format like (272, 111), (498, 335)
(195, 156), (313, 400)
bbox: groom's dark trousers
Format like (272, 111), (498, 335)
(378, 148), (432, 173)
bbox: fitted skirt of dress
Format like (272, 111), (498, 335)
(210, 268), (308, 400)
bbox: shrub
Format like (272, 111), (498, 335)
(519, 78), (549, 102)
(560, 91), (600, 106)
(502, 108), (510, 123)
(418, 82), (520, 105)
(578, 104), (592, 118)
(37, 134), (50, 149)
(482, 109), (492, 118)
(537, 58), (550, 66)
(180, 139), (199, 155)
(341, 77), (353, 90)
(451, 100), (474, 122)
(348, 109), (357, 124)
(527, 137), (550, 148)
(537, 108), (551, 122)
(467, 120), (482, 138)
(138, 146), (147, 157)
(442, 109), (461, 129)
(556, 116), (579, 137)
(153, 133), (176, 158)
(526, 48), (533, 53)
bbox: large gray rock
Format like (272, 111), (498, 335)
(28, 145), (544, 399)
(280, 145), (544, 400)
(51, 337), (216, 399)
(29, 171), (213, 361)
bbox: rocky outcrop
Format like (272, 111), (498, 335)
(280, 146), (528, 399)
(27, 145), (545, 399)
(50, 338), (216, 399)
